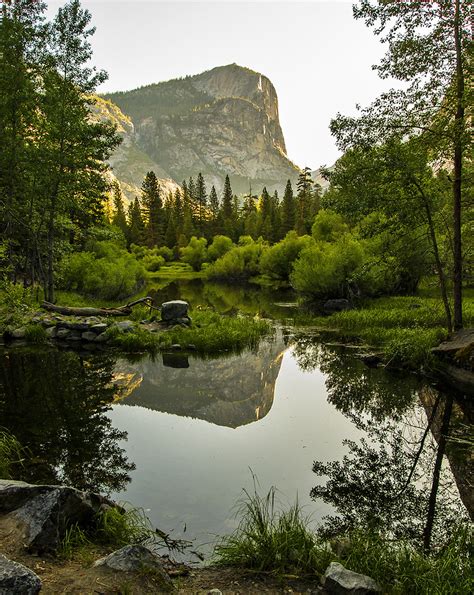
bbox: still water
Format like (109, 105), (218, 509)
(1, 279), (472, 554)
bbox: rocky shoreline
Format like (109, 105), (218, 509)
(0, 479), (382, 594)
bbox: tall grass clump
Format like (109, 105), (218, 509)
(214, 486), (329, 577)
(0, 429), (23, 478)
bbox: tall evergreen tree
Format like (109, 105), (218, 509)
(127, 197), (145, 246)
(173, 188), (184, 236)
(296, 167), (314, 235)
(140, 171), (163, 247)
(221, 175), (233, 220)
(281, 179), (296, 235)
(111, 182), (128, 237)
(195, 172), (207, 234)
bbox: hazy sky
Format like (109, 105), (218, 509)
(47, 1), (394, 170)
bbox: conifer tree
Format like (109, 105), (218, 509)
(221, 175), (234, 220)
(208, 185), (220, 236)
(296, 167), (314, 235)
(164, 212), (177, 248)
(127, 197), (145, 245)
(141, 171), (163, 247)
(281, 179), (296, 235)
(173, 188), (183, 236)
(195, 172), (207, 234)
(111, 181), (128, 237)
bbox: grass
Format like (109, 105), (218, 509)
(110, 308), (271, 355)
(307, 294), (474, 368)
(148, 263), (205, 280)
(0, 429), (24, 478)
(213, 486), (473, 593)
(58, 504), (191, 561)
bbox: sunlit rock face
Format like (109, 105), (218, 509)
(103, 64), (300, 195)
(113, 336), (287, 428)
(91, 96), (180, 204)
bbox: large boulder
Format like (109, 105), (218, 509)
(323, 562), (381, 594)
(94, 545), (173, 588)
(161, 301), (189, 322)
(0, 480), (116, 553)
(0, 554), (42, 594)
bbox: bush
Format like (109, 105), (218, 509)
(260, 232), (312, 280)
(291, 236), (364, 299)
(180, 236), (208, 271)
(208, 235), (234, 262)
(142, 254), (165, 272)
(207, 239), (267, 281)
(312, 210), (349, 242)
(61, 241), (146, 300)
(0, 429), (23, 478)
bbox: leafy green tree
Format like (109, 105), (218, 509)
(180, 236), (208, 271)
(332, 0), (472, 329)
(141, 171), (163, 247)
(37, 0), (119, 301)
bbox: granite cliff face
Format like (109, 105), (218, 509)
(91, 97), (180, 203)
(104, 64), (300, 195)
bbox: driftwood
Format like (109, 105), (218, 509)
(41, 297), (158, 317)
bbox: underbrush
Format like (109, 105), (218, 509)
(213, 487), (473, 594)
(110, 309), (271, 355)
(309, 295), (474, 368)
(0, 429), (23, 478)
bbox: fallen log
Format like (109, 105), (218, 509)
(41, 297), (156, 317)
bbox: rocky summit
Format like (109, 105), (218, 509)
(101, 64), (300, 198)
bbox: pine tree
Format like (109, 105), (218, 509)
(141, 171), (163, 247)
(208, 185), (220, 236)
(296, 167), (314, 235)
(164, 212), (177, 249)
(111, 182), (128, 237)
(127, 197), (145, 246)
(195, 172), (207, 234)
(258, 187), (273, 241)
(281, 179), (296, 235)
(173, 188), (184, 235)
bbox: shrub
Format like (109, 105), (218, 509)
(312, 210), (349, 242)
(142, 254), (165, 272)
(291, 236), (364, 299)
(180, 236), (208, 271)
(260, 232), (312, 280)
(61, 241), (146, 300)
(207, 239), (267, 281)
(0, 429), (23, 478)
(208, 235), (234, 262)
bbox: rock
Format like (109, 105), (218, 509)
(11, 328), (26, 339)
(323, 562), (381, 594)
(432, 329), (474, 357)
(94, 545), (172, 587)
(161, 300), (189, 322)
(187, 344), (197, 351)
(40, 319), (55, 328)
(94, 332), (110, 343)
(208, 590), (223, 595)
(0, 554), (42, 595)
(323, 299), (351, 313)
(90, 323), (107, 333)
(170, 344), (182, 350)
(113, 320), (135, 333)
(436, 364), (474, 396)
(55, 328), (71, 340)
(357, 353), (383, 368)
(81, 331), (97, 342)
(45, 326), (57, 339)
(162, 353), (190, 369)
(0, 479), (117, 553)
(175, 317), (191, 326)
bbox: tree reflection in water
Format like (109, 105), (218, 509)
(291, 335), (472, 552)
(0, 348), (135, 495)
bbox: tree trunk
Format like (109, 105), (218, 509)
(452, 0), (465, 330)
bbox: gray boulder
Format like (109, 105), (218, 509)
(0, 480), (116, 553)
(12, 328), (26, 339)
(81, 331), (97, 342)
(55, 328), (70, 340)
(323, 299), (351, 313)
(0, 554), (42, 594)
(323, 562), (381, 594)
(94, 545), (172, 587)
(113, 320), (135, 333)
(90, 323), (107, 334)
(161, 300), (189, 322)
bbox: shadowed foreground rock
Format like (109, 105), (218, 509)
(0, 480), (117, 553)
(0, 554), (41, 594)
(323, 562), (381, 594)
(94, 544), (173, 589)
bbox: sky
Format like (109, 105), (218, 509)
(47, 1), (395, 170)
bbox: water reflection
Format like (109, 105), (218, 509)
(0, 348), (135, 495)
(114, 335), (286, 428)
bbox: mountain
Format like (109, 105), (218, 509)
(91, 96), (180, 203)
(103, 64), (300, 196)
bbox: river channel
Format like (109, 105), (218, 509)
(1, 279), (472, 557)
